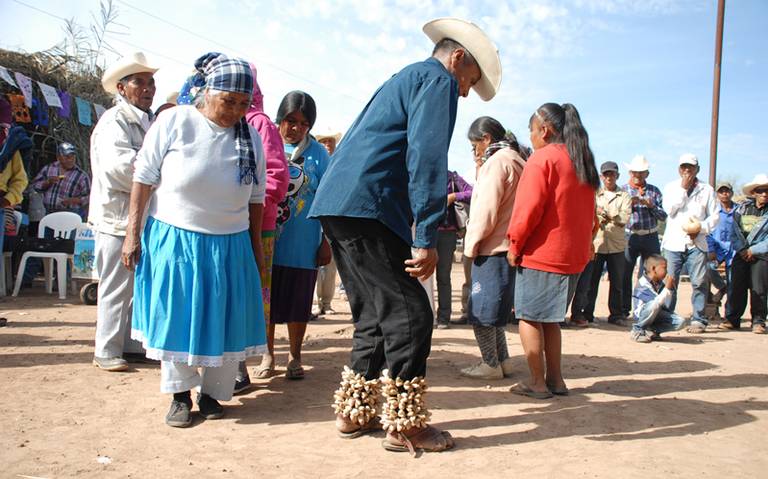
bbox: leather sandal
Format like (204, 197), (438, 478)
(382, 425), (455, 455)
(337, 416), (382, 439)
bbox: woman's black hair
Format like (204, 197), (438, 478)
(468, 116), (530, 161)
(275, 90), (317, 129)
(531, 103), (599, 189)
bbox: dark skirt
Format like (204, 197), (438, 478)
(270, 264), (318, 323)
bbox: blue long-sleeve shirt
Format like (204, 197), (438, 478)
(706, 202), (738, 265)
(308, 57), (459, 248)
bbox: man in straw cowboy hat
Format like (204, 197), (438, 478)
(621, 154), (667, 321)
(720, 173), (768, 334)
(309, 18), (501, 454)
(89, 52), (158, 371)
(661, 153), (719, 334)
(311, 128), (343, 319)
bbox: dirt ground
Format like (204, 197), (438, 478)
(1, 266), (766, 479)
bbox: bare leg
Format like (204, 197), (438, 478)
(261, 323), (275, 367)
(287, 322), (308, 363)
(517, 319), (548, 393)
(542, 323), (566, 390)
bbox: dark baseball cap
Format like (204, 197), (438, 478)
(600, 161), (619, 174)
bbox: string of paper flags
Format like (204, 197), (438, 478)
(0, 64), (107, 127)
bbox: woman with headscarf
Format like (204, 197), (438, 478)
(122, 52), (268, 427)
(233, 64), (290, 391)
(460, 116), (528, 379)
(267, 90), (330, 380)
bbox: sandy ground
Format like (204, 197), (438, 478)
(1, 266), (767, 479)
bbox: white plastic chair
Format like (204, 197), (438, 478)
(12, 211), (82, 299)
(0, 210), (23, 296)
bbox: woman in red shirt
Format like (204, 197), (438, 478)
(506, 103), (599, 398)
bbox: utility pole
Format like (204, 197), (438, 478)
(709, 0), (726, 186)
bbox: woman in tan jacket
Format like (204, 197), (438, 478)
(461, 116), (529, 379)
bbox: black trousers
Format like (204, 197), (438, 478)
(586, 252), (626, 321)
(725, 255), (767, 327)
(320, 217), (433, 380)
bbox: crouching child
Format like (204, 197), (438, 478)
(630, 254), (687, 342)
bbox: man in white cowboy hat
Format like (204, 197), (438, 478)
(721, 173), (768, 334)
(311, 129), (343, 318)
(309, 18), (501, 453)
(89, 52), (158, 371)
(661, 153), (719, 334)
(621, 154), (667, 322)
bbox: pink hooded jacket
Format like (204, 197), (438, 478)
(245, 64), (289, 232)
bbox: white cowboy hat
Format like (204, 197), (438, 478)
(315, 129), (343, 144)
(742, 173), (768, 196)
(625, 155), (650, 172)
(101, 52), (159, 94)
(423, 17), (502, 102)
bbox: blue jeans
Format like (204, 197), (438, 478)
(622, 233), (661, 316)
(663, 247), (709, 325)
(632, 303), (686, 334)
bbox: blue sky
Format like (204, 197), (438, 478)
(3, 0), (766, 190)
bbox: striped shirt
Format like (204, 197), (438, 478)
(32, 162), (91, 213)
(622, 182), (667, 232)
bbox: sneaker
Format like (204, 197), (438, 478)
(753, 323), (766, 335)
(630, 329), (652, 343)
(500, 357), (515, 378)
(718, 320), (736, 331)
(460, 362), (504, 380)
(93, 356), (129, 372)
(311, 305), (323, 316)
(435, 321), (450, 330)
(197, 393), (224, 420)
(233, 374), (253, 395)
(165, 399), (192, 428)
(323, 307), (337, 315)
(687, 321), (707, 334)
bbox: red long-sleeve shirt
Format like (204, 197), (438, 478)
(506, 143), (595, 274)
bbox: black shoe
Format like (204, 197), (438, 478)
(197, 393), (224, 420)
(166, 394), (193, 428)
(123, 352), (158, 364)
(0, 317), (7, 327)
(233, 375), (253, 395)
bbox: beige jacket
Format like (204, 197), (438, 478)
(464, 148), (526, 258)
(594, 187), (632, 254)
(88, 100), (151, 236)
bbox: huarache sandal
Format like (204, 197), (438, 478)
(382, 425), (455, 455)
(510, 382), (554, 399)
(337, 416), (382, 439)
(285, 359), (305, 380)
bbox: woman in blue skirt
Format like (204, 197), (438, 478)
(122, 52), (268, 427)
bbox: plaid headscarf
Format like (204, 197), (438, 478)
(180, 52), (258, 185)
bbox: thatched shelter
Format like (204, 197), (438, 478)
(0, 47), (113, 177)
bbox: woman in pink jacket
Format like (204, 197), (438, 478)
(234, 64), (290, 392)
(461, 116), (528, 380)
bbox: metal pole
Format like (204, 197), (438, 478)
(709, 0), (725, 187)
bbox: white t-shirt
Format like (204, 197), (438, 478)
(133, 105), (266, 235)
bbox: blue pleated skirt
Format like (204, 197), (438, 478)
(132, 217), (266, 367)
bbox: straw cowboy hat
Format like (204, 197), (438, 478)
(422, 17), (502, 102)
(101, 52), (159, 94)
(742, 173), (768, 196)
(625, 155), (650, 172)
(315, 128), (343, 144)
